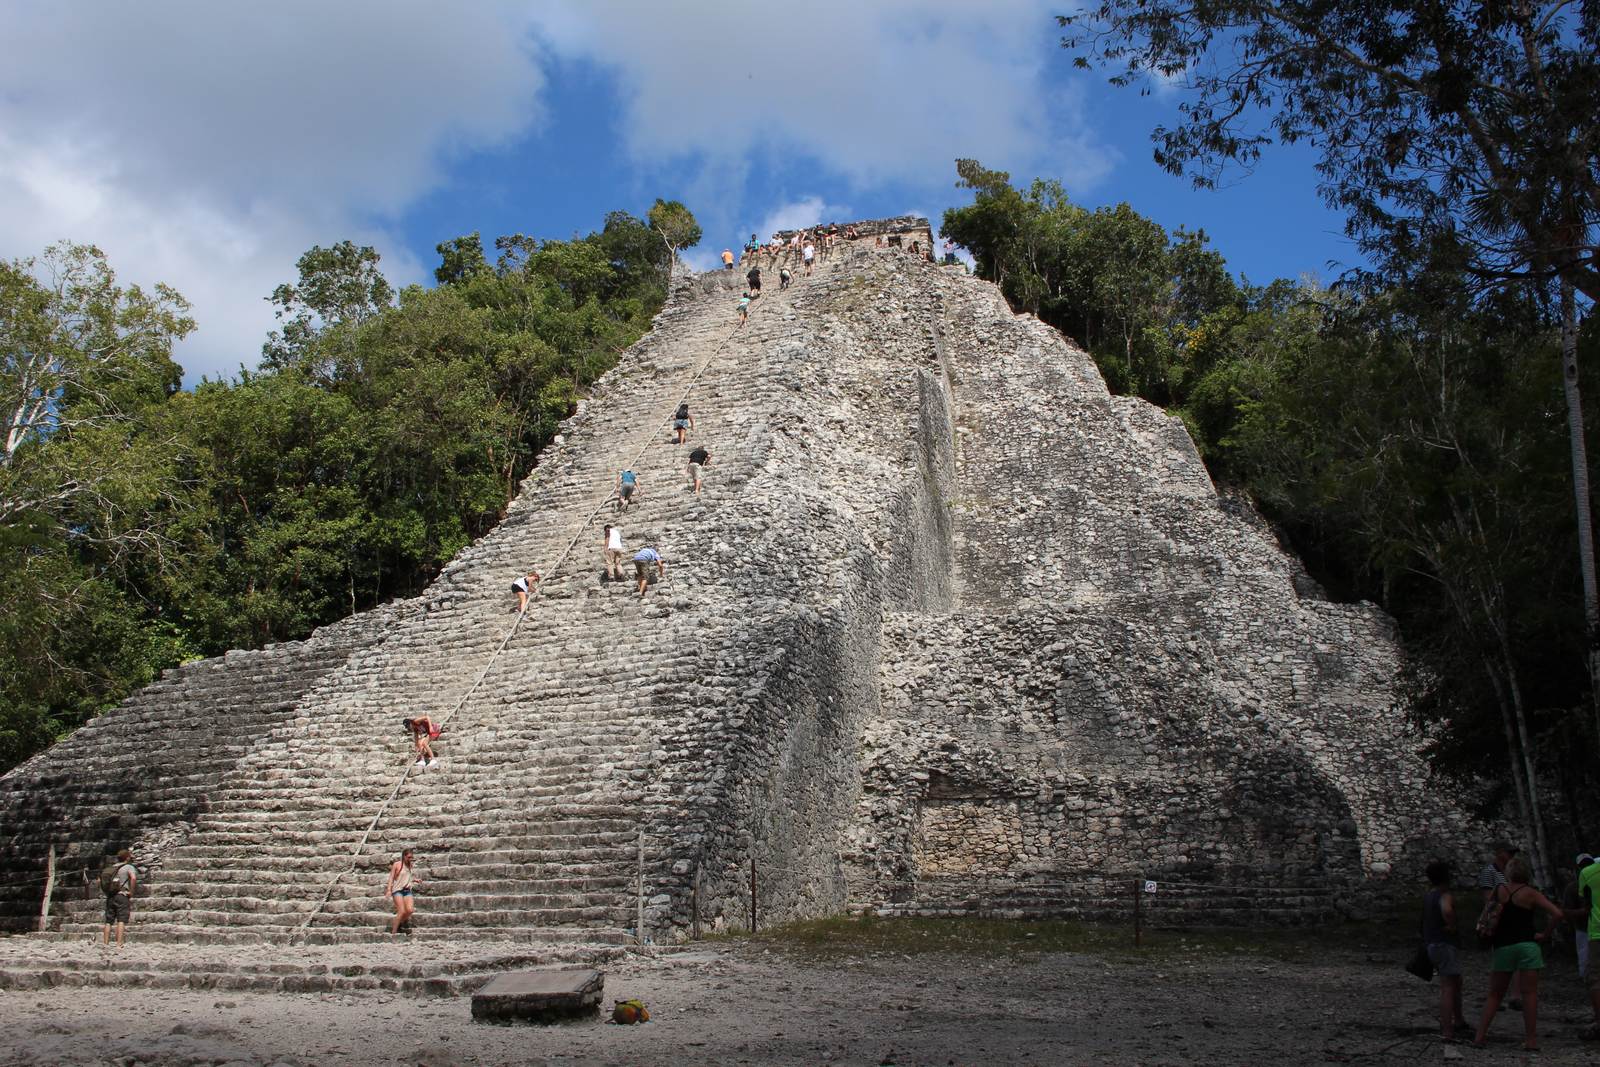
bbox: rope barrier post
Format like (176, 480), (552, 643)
(750, 855), (758, 934)
(636, 829), (645, 947)
(37, 843), (55, 933)
(691, 862), (701, 940)
(1133, 878), (1143, 948)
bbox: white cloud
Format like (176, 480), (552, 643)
(532, 0), (1105, 194)
(0, 1), (547, 381)
(0, 2), (1113, 380)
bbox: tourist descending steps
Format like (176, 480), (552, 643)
(687, 445), (711, 495)
(746, 264), (762, 299)
(779, 265), (792, 291)
(602, 523), (625, 581)
(672, 401), (695, 445)
(402, 716), (440, 768)
(737, 292), (751, 325)
(384, 849), (417, 935)
(100, 848), (137, 948)
(617, 469), (639, 512)
(511, 569), (541, 613)
(633, 545), (665, 599)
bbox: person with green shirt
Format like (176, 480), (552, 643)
(1576, 852), (1600, 1039)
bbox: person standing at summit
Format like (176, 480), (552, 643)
(720, 247), (734, 270)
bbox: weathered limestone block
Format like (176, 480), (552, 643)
(471, 969), (604, 1024)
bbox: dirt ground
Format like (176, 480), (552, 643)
(2, 919), (1594, 1066)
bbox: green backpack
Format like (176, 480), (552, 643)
(99, 862), (126, 896)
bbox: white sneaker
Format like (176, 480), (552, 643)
(425, 759), (437, 769)
(413, 759), (426, 768)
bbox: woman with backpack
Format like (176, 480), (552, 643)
(672, 402), (694, 445)
(100, 848), (137, 947)
(1473, 857), (1568, 1050)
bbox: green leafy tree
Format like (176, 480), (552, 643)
(0, 243), (196, 766)
(1060, 0), (1600, 752)
(262, 240), (394, 374)
(943, 161), (1239, 401)
(647, 199), (702, 264)
(434, 232), (490, 286)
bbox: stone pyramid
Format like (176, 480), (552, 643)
(0, 219), (1473, 943)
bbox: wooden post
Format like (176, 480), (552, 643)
(1133, 878), (1143, 948)
(691, 863), (701, 940)
(37, 844), (56, 933)
(750, 855), (758, 934)
(636, 829), (645, 947)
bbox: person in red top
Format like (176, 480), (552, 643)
(402, 716), (440, 768)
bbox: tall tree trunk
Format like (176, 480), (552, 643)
(1482, 659), (1537, 861)
(1492, 628), (1552, 886)
(1558, 276), (1600, 747)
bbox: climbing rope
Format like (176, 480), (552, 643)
(294, 279), (774, 937)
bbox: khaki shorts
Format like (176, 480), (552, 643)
(688, 462), (703, 481)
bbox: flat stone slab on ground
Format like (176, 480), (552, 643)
(471, 967), (603, 1024)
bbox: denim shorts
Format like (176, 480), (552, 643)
(1491, 941), (1543, 972)
(1426, 941), (1461, 976)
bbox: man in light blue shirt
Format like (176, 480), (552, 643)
(632, 546), (665, 598)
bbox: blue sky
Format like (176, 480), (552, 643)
(1, 2), (1360, 383)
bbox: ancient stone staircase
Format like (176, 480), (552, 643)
(3, 256), (844, 946)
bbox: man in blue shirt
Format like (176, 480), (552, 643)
(617, 469), (638, 512)
(633, 545), (665, 598)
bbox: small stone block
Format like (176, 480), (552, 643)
(471, 968), (604, 1025)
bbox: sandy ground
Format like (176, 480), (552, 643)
(2, 929), (1595, 1066)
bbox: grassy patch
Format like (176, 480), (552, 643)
(730, 914), (1408, 964)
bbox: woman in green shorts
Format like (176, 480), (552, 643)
(1474, 857), (1568, 1051)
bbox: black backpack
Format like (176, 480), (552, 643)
(676, 403), (689, 420)
(99, 862), (126, 896)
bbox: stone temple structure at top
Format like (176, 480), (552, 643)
(0, 217), (1475, 943)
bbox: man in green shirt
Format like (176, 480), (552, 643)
(1577, 855), (1600, 1037)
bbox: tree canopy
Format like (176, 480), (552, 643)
(0, 203), (690, 772)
